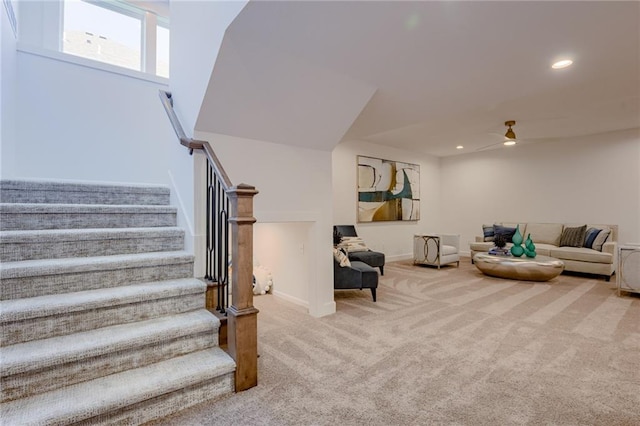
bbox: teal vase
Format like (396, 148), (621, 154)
(524, 233), (537, 258)
(511, 244), (525, 257)
(510, 225), (525, 257)
(512, 225), (523, 245)
(525, 234), (535, 251)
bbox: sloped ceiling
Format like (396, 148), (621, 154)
(196, 1), (640, 156)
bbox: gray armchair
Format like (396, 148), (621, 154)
(334, 225), (386, 275)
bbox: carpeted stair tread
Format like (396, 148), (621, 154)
(0, 179), (170, 205)
(0, 251), (194, 279)
(0, 203), (177, 231)
(1, 310), (219, 376)
(0, 348), (235, 426)
(0, 227), (185, 261)
(0, 251), (195, 300)
(0, 278), (205, 323)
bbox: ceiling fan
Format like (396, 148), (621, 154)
(475, 120), (520, 152)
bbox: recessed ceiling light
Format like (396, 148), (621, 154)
(456, 145), (464, 150)
(503, 140), (517, 146)
(552, 59), (573, 69)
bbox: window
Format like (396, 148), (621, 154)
(62, 0), (169, 78)
(156, 24), (170, 78)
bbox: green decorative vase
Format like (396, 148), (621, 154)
(511, 225), (523, 246)
(510, 225), (525, 257)
(511, 244), (525, 257)
(524, 233), (537, 258)
(525, 234), (535, 251)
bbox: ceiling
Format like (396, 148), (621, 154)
(197, 1), (640, 157)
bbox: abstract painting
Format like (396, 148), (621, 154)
(357, 156), (420, 222)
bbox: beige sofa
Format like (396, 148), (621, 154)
(469, 222), (618, 281)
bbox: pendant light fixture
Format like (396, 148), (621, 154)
(504, 120), (517, 145)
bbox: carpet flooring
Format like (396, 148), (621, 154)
(149, 258), (640, 425)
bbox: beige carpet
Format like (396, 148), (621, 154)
(149, 258), (640, 425)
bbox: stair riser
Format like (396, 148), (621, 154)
(1, 331), (218, 402)
(1, 234), (185, 262)
(77, 374), (234, 426)
(1, 263), (194, 300)
(2, 293), (204, 346)
(0, 212), (177, 231)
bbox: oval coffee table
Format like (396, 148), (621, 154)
(473, 253), (564, 282)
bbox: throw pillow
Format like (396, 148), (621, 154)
(333, 247), (351, 267)
(340, 236), (369, 253)
(559, 225), (587, 247)
(493, 224), (516, 242)
(583, 227), (601, 248)
(482, 224), (495, 242)
(591, 228), (611, 251)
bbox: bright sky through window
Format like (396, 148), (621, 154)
(64, 0), (141, 51)
(62, 0), (169, 77)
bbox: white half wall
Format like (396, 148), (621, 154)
(440, 128), (640, 252)
(194, 131), (335, 318)
(332, 139), (441, 261)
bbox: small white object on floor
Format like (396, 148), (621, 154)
(253, 264), (273, 295)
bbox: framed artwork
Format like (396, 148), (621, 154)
(357, 155), (420, 222)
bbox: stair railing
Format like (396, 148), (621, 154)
(159, 90), (258, 392)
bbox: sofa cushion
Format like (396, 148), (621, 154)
(531, 243), (554, 256)
(526, 223), (563, 246)
(550, 247), (613, 264)
(493, 224), (516, 241)
(583, 227), (611, 251)
(559, 225), (587, 247)
(482, 224), (495, 242)
(470, 241), (495, 252)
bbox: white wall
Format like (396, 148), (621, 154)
(11, 50), (173, 184)
(168, 0), (249, 255)
(195, 130), (335, 317)
(1, 0), (18, 177)
(440, 128), (640, 252)
(254, 222), (311, 306)
(332, 139), (441, 260)
(170, 0), (247, 135)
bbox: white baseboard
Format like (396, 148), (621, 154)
(272, 290), (309, 310)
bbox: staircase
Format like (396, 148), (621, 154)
(0, 180), (235, 425)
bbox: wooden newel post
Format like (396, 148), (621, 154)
(226, 183), (259, 392)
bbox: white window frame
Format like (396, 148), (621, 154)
(17, 0), (169, 81)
